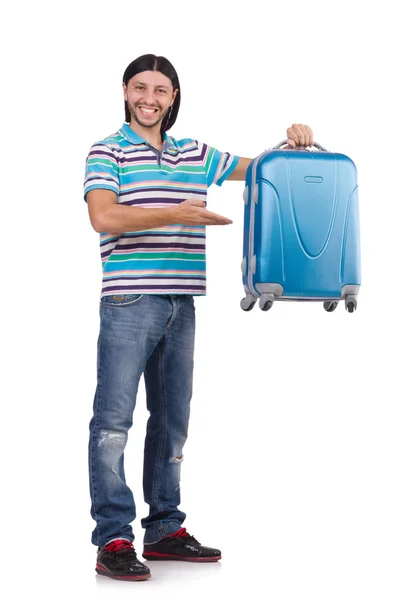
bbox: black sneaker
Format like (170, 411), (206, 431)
(142, 528), (222, 562)
(96, 539), (151, 581)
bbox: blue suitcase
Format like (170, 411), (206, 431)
(241, 141), (361, 313)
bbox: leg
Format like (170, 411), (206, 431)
(141, 295), (196, 543)
(88, 294), (168, 548)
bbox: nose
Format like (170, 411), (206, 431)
(142, 89), (156, 106)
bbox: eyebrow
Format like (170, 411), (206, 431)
(134, 81), (170, 89)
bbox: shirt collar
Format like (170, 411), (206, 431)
(119, 122), (174, 149)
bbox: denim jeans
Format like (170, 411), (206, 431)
(88, 293), (196, 548)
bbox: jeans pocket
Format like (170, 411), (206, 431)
(101, 293), (145, 307)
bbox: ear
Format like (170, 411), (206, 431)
(122, 82), (127, 101)
(171, 88), (179, 106)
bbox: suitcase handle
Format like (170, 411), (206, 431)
(273, 140), (329, 152)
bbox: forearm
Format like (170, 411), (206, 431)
(227, 157), (254, 181)
(97, 204), (179, 233)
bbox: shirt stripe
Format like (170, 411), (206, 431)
(84, 123), (239, 298)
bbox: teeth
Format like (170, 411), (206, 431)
(140, 107), (157, 114)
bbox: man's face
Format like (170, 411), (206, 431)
(123, 71), (178, 129)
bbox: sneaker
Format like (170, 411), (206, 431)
(96, 539), (151, 581)
(142, 528), (222, 562)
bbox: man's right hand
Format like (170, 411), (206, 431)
(175, 199), (233, 226)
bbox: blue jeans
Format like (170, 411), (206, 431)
(88, 294), (196, 548)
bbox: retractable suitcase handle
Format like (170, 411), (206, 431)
(273, 140), (329, 152)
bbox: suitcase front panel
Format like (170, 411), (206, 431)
(247, 150), (360, 299)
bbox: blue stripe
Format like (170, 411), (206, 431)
(103, 259), (206, 273)
(84, 124), (238, 296)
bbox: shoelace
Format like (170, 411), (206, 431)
(102, 539), (141, 566)
(103, 539), (134, 553)
(166, 528), (200, 546)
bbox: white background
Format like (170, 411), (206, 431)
(2, 0), (396, 598)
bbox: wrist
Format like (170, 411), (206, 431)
(167, 205), (179, 225)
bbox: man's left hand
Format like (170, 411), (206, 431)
(284, 124), (314, 149)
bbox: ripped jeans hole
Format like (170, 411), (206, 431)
(169, 455), (184, 464)
(97, 429), (127, 448)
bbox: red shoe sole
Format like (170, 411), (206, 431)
(96, 563), (151, 581)
(142, 553), (222, 562)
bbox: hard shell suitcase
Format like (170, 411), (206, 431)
(241, 141), (361, 313)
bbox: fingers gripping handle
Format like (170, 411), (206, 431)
(273, 140), (329, 152)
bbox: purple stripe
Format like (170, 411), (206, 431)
(119, 154), (205, 166)
(103, 284), (206, 292)
(163, 155), (205, 166)
(167, 146), (205, 158)
(101, 248), (114, 259)
(89, 148), (118, 160)
(122, 197), (195, 206)
(119, 154), (157, 164)
(112, 242), (206, 250)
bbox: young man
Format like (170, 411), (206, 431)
(84, 53), (314, 581)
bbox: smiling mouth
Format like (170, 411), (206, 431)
(138, 106), (159, 117)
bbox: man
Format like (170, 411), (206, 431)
(84, 53), (314, 582)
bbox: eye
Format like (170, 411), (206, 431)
(135, 85), (144, 91)
(157, 89), (167, 94)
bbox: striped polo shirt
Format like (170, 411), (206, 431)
(84, 123), (239, 298)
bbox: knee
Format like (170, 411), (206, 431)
(97, 429), (128, 451)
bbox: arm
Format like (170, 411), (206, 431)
(87, 190), (232, 233)
(224, 125), (314, 182)
(87, 189), (179, 233)
(85, 143), (178, 233)
(226, 157), (254, 181)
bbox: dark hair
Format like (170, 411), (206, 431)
(122, 54), (181, 135)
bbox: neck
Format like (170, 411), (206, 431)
(128, 120), (163, 150)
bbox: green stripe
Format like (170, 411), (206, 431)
(203, 146), (215, 170)
(88, 157), (117, 167)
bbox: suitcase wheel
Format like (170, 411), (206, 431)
(241, 299), (256, 311)
(259, 294), (274, 311)
(323, 301), (338, 312)
(260, 300), (273, 311)
(240, 294), (257, 311)
(345, 295), (357, 313)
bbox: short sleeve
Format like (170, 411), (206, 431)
(199, 142), (239, 187)
(83, 143), (120, 202)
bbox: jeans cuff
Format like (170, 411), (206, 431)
(143, 521), (184, 544)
